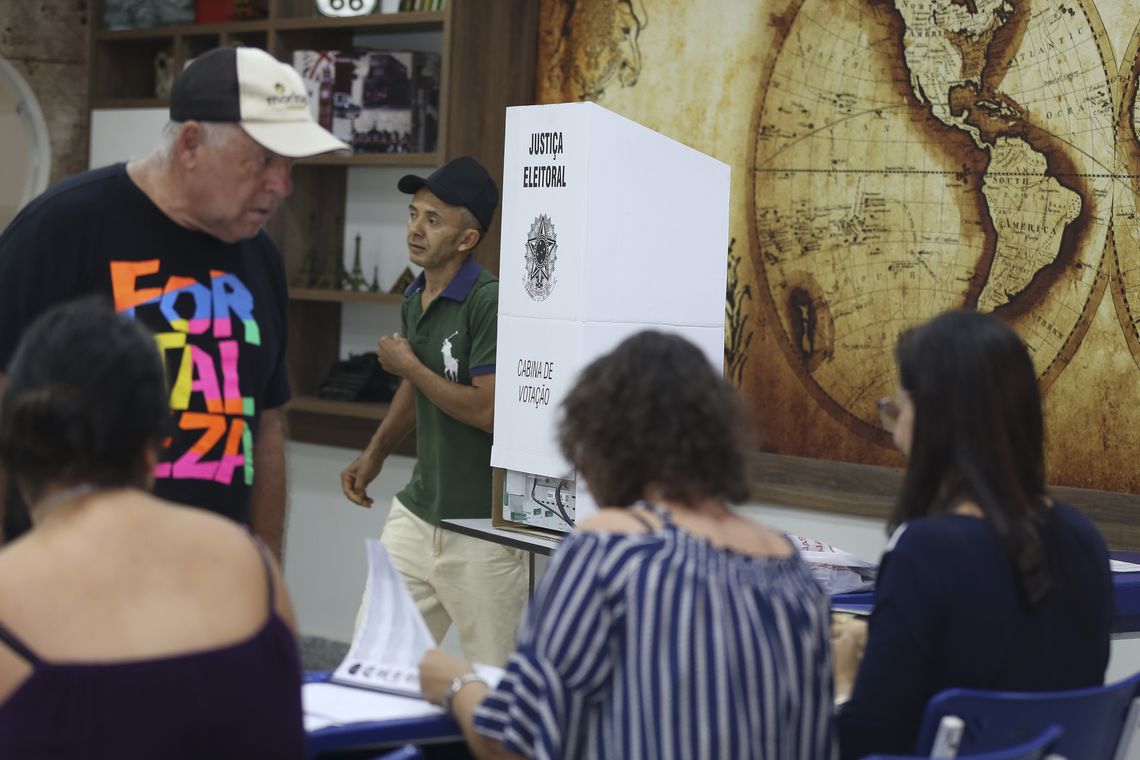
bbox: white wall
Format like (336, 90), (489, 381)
(283, 440), (414, 642)
(341, 165), (427, 301)
(281, 439), (464, 659)
(89, 107), (166, 168)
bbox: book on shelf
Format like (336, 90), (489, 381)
(398, 0), (443, 10)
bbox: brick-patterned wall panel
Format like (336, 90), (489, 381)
(0, 2), (90, 184)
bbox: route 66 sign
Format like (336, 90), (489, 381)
(316, 0), (377, 17)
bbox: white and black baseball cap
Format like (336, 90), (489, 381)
(170, 46), (349, 158)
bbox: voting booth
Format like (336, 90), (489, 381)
(491, 101), (730, 531)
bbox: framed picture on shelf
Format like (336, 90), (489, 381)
(295, 48), (439, 154)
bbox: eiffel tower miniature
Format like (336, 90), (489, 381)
(369, 264), (381, 293)
(293, 212), (322, 287)
(294, 245), (321, 287)
(344, 233), (368, 291)
(312, 253), (338, 290)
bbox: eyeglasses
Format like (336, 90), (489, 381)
(876, 397), (900, 433)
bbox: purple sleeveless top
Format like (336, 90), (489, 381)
(0, 543), (305, 759)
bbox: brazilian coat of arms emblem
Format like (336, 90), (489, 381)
(524, 214), (558, 302)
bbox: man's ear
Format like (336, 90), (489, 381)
(457, 228), (481, 254)
(174, 121), (206, 166)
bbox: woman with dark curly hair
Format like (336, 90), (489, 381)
(420, 330), (836, 760)
(835, 309), (1112, 758)
(0, 299), (305, 758)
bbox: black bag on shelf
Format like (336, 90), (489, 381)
(317, 353), (400, 403)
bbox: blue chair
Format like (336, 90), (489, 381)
(861, 724), (1062, 759)
(912, 671), (1140, 759)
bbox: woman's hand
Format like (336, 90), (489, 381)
(831, 613), (868, 701)
(419, 648), (474, 706)
(419, 650), (521, 760)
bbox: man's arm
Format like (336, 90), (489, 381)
(249, 407), (287, 563)
(340, 378), (417, 507)
(377, 334), (495, 433)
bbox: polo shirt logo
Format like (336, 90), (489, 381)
(442, 330), (460, 382)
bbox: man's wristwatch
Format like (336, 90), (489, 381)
(441, 672), (486, 715)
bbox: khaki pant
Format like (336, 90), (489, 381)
(371, 496), (529, 667)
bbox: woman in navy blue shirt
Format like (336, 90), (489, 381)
(420, 331), (836, 760)
(836, 309), (1112, 759)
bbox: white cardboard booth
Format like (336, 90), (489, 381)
(491, 101), (730, 531)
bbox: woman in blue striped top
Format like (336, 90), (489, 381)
(420, 331), (836, 759)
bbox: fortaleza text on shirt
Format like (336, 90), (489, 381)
(111, 259), (260, 487)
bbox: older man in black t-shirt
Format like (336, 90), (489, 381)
(0, 47), (348, 557)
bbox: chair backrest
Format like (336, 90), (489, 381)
(861, 724), (1062, 760)
(370, 745), (424, 760)
(913, 671), (1140, 760)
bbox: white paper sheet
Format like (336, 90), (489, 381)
(305, 539), (505, 730)
(305, 663), (506, 732)
(1112, 559), (1140, 573)
(322, 540), (507, 704)
(788, 534), (879, 594)
(331, 539), (437, 696)
(303, 681), (444, 732)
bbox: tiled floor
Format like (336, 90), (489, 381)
(300, 635), (350, 672)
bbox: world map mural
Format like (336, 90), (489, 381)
(537, 0), (1140, 493)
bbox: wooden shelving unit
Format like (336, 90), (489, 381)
(288, 395), (388, 419)
(88, 0), (538, 450)
(298, 152), (440, 167)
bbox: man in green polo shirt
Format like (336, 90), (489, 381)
(341, 156), (527, 667)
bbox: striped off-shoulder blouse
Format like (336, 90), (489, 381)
(474, 504), (836, 760)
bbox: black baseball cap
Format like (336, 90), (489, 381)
(398, 156), (499, 231)
(170, 46), (348, 158)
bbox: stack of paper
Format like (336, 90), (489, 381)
(303, 539), (502, 731)
(788, 534), (878, 594)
